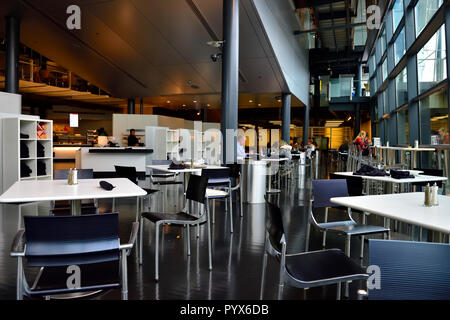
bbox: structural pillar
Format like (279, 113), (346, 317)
(355, 103), (360, 138)
(221, 0), (239, 164)
(355, 63), (362, 97)
(127, 99), (135, 114)
(281, 92), (291, 143)
(303, 105), (310, 145)
(5, 15), (20, 94)
(140, 98), (144, 114)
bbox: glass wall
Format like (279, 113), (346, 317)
(419, 89), (449, 144)
(380, 28), (387, 54)
(394, 28), (405, 65)
(392, 0), (404, 32)
(397, 108), (409, 144)
(415, 0), (443, 36)
(382, 58), (388, 82)
(417, 25), (447, 94)
(395, 67), (408, 107)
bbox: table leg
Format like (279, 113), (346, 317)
(70, 200), (81, 216)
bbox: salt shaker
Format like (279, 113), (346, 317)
(72, 168), (78, 185)
(431, 182), (439, 206)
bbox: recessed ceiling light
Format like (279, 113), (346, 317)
(182, 104), (186, 107)
(258, 103), (262, 107)
(277, 99), (281, 102)
(193, 100), (197, 103)
(197, 112), (201, 115)
(166, 100), (171, 103)
(207, 104), (210, 107)
(249, 100), (253, 103)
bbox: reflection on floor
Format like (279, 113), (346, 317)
(0, 157), (388, 300)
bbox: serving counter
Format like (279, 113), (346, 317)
(75, 147), (153, 173)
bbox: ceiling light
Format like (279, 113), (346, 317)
(193, 100), (197, 103)
(249, 100), (253, 103)
(347, 116), (352, 121)
(197, 112), (201, 115)
(207, 104), (210, 107)
(166, 100), (170, 103)
(258, 103), (262, 107)
(182, 104), (186, 107)
(324, 120), (344, 128)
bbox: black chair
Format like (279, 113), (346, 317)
(52, 169), (97, 215)
(306, 179), (390, 260)
(329, 173), (363, 196)
(226, 164), (243, 217)
(10, 213), (138, 300)
(360, 239), (450, 300)
(202, 167), (234, 233)
(412, 168), (446, 193)
(260, 198), (368, 300)
(148, 160), (183, 210)
(114, 165), (159, 219)
(139, 174), (211, 281)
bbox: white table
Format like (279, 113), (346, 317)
(330, 193), (450, 235)
(333, 171), (447, 194)
(371, 146), (436, 168)
(0, 178), (146, 215)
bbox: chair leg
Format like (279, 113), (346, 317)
(186, 224), (191, 256)
(229, 194), (233, 233)
(345, 234), (351, 298)
(121, 249), (128, 300)
(260, 252), (268, 300)
(305, 222), (311, 252)
(155, 222), (160, 281)
(212, 199), (215, 224)
(139, 216), (143, 265)
(112, 198), (116, 212)
(16, 257), (23, 300)
(206, 203), (213, 270)
(322, 207), (328, 247)
(239, 187), (243, 217)
(360, 213), (366, 259)
(197, 223), (200, 238)
(336, 282), (341, 300)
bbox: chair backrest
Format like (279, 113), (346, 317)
(312, 179), (349, 208)
(185, 174), (208, 203)
(54, 169), (94, 180)
(329, 173), (363, 196)
(24, 213), (119, 267)
(413, 168), (444, 187)
(264, 197), (285, 253)
(368, 239), (450, 300)
(115, 165), (137, 184)
(202, 167), (231, 186)
(227, 164), (241, 179)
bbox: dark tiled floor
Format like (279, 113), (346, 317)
(0, 158), (385, 300)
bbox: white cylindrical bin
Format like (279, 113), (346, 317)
(241, 160), (267, 204)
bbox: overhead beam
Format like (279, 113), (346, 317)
(295, 0), (345, 8)
(294, 22), (366, 34)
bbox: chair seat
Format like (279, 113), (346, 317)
(207, 178), (231, 187)
(151, 173), (176, 178)
(141, 211), (199, 223)
(143, 188), (159, 195)
(154, 181), (183, 185)
(206, 188), (228, 199)
(27, 261), (120, 296)
(285, 249), (366, 283)
(317, 220), (389, 236)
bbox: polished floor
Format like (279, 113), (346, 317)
(0, 157), (388, 300)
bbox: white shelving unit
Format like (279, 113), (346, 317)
(3, 117), (53, 190)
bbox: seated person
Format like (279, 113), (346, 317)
(127, 129), (140, 147)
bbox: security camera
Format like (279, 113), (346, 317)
(211, 53), (222, 62)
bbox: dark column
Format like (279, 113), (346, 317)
(281, 92), (291, 143)
(314, 76), (320, 107)
(140, 98), (144, 114)
(221, 0), (239, 164)
(202, 105), (208, 122)
(127, 99), (135, 114)
(303, 105), (310, 145)
(5, 15), (20, 94)
(354, 103), (360, 138)
(445, 6), (450, 139)
(355, 64), (362, 97)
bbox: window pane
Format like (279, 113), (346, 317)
(415, 0), (443, 36)
(394, 28), (405, 65)
(417, 25), (447, 94)
(380, 28), (387, 54)
(395, 67), (408, 107)
(383, 90), (389, 114)
(382, 58), (388, 82)
(385, 118), (391, 144)
(392, 0), (404, 32)
(397, 109), (409, 145)
(419, 89), (449, 144)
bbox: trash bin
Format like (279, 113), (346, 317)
(241, 159), (267, 204)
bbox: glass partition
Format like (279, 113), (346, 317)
(417, 25), (447, 94)
(392, 0), (404, 32)
(394, 28), (405, 65)
(397, 108), (410, 145)
(395, 67), (408, 107)
(415, 0), (443, 36)
(419, 89), (449, 144)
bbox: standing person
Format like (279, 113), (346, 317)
(306, 139), (315, 159)
(237, 135), (247, 160)
(438, 128), (449, 144)
(127, 129), (139, 147)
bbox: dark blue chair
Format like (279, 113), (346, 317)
(202, 167), (234, 233)
(365, 239), (450, 300)
(260, 197), (368, 300)
(306, 179), (390, 259)
(10, 213), (138, 300)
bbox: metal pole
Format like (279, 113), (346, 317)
(128, 98), (135, 114)
(281, 93), (291, 143)
(355, 103), (360, 138)
(5, 15), (20, 94)
(303, 105), (310, 145)
(221, 0), (239, 164)
(140, 98), (144, 114)
(355, 64), (362, 97)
